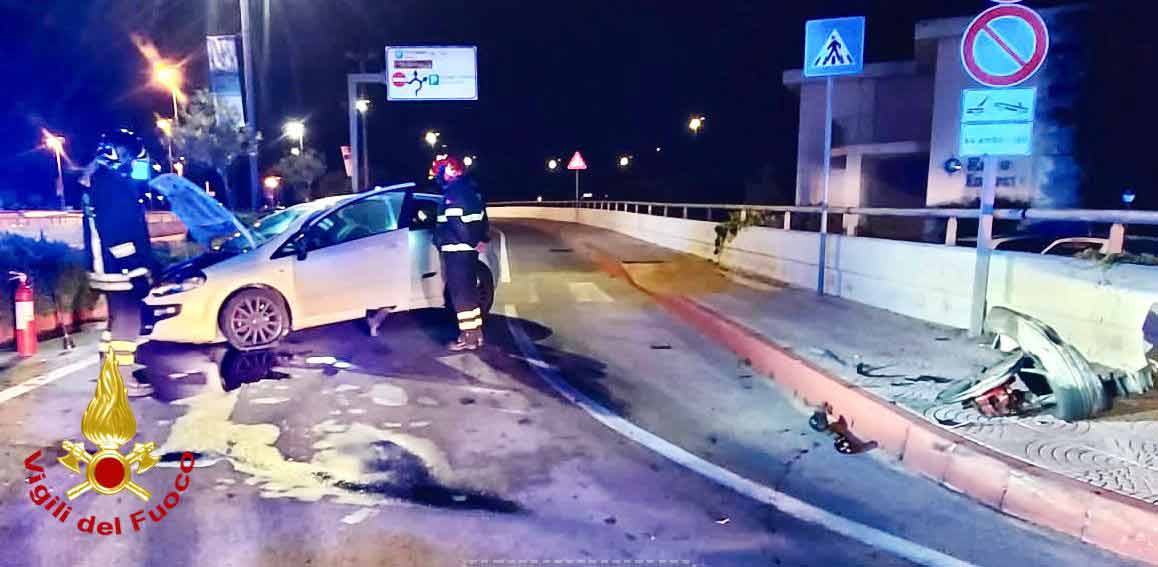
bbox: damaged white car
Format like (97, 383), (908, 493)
(142, 174), (501, 350)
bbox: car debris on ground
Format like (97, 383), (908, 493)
(936, 306), (1158, 421)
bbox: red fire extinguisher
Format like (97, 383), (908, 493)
(10, 272), (37, 358)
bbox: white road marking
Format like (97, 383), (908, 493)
(498, 228), (513, 284)
(502, 303), (976, 567)
(0, 358), (98, 405)
(568, 282), (615, 303)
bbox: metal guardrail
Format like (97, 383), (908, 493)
(489, 200), (1158, 250)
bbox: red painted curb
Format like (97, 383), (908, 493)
(576, 241), (1158, 565)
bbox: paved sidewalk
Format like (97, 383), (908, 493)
(545, 220), (1158, 563)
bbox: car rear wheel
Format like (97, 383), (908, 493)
(220, 288), (289, 350)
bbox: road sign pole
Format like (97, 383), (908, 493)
(348, 74), (360, 192)
(969, 155), (997, 337)
(817, 76), (834, 296)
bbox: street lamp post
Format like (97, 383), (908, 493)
(43, 131), (65, 210)
(156, 118), (174, 173)
(355, 99), (370, 185)
(151, 62), (182, 127)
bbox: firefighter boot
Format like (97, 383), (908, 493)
(448, 329), (484, 352)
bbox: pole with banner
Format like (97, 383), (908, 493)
(803, 16), (865, 296)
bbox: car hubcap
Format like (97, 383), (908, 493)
(230, 297), (284, 347)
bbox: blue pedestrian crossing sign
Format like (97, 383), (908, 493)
(804, 17), (866, 78)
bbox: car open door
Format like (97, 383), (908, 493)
(289, 189), (411, 328)
(403, 193), (445, 306)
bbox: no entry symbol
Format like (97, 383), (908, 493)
(391, 72), (407, 88)
(960, 4), (1049, 88)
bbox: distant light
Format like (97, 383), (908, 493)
(263, 176), (282, 190)
(355, 99), (370, 113)
(536, 195), (543, 202)
(1123, 188), (1136, 205)
(656, 147), (662, 152)
(151, 163), (162, 172)
(283, 120), (306, 141)
(463, 156), (474, 167)
(582, 193), (593, 199)
(42, 131), (65, 154)
(688, 115), (705, 133)
(618, 155), (631, 167)
(290, 147), (301, 156)
(548, 159), (558, 171)
(155, 118), (173, 137)
(424, 130), (440, 147)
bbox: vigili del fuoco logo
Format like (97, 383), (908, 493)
(23, 350), (197, 535)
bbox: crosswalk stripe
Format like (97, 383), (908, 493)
(568, 282), (615, 303)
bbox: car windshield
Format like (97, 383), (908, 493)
(216, 201), (336, 254)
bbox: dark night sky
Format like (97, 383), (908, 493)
(0, 0), (1147, 208)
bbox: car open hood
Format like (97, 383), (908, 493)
(149, 174), (257, 249)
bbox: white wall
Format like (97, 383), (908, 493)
(491, 206), (1158, 373)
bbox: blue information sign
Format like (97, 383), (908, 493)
(804, 17), (866, 78)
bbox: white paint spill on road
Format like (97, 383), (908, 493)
(497, 228), (513, 284)
(250, 397), (291, 405)
(341, 507), (380, 525)
(0, 358), (97, 405)
(368, 383), (409, 406)
(568, 282), (615, 303)
(306, 356), (338, 365)
(157, 392), (453, 506)
(502, 304), (977, 567)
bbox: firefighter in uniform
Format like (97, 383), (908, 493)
(78, 129), (159, 396)
(432, 155), (489, 351)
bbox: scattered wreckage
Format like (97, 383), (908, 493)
(937, 305), (1158, 421)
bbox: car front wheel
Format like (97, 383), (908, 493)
(220, 288), (289, 350)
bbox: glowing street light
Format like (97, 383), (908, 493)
(688, 115), (706, 134)
(424, 130), (440, 148)
(618, 155), (631, 168)
(151, 61), (184, 127)
(283, 120), (306, 151)
(263, 176), (282, 190)
(42, 130), (66, 209)
(463, 156), (475, 167)
(290, 147), (301, 156)
(355, 99), (370, 113)
(548, 158), (558, 171)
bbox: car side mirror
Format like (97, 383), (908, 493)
(289, 231), (308, 261)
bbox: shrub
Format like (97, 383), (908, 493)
(0, 234), (98, 325)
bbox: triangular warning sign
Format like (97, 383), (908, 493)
(812, 29), (855, 68)
(567, 152), (588, 170)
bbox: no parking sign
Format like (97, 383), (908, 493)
(960, 3), (1049, 88)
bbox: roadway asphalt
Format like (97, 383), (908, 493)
(0, 219), (1140, 567)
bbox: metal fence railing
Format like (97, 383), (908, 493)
(489, 200), (1158, 250)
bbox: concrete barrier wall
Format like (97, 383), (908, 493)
(490, 206), (1158, 372)
(0, 211), (186, 248)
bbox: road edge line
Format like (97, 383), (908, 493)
(0, 358), (98, 405)
(502, 303), (978, 567)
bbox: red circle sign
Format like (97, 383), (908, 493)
(391, 71), (407, 88)
(960, 4), (1049, 87)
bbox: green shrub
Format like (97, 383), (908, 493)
(0, 234), (98, 323)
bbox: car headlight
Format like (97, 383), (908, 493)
(151, 274), (206, 297)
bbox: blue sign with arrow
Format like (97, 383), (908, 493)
(804, 17), (866, 78)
